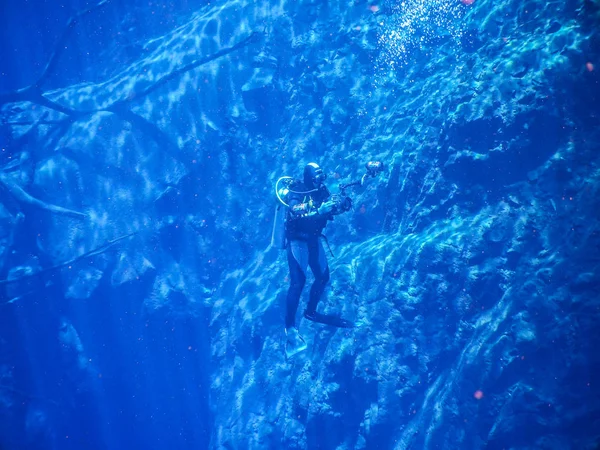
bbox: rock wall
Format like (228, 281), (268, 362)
(208, 0), (600, 448)
(0, 0), (598, 448)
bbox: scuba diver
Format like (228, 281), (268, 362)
(272, 161), (384, 358)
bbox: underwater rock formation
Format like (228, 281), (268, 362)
(0, 0), (598, 448)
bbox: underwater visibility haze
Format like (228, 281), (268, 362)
(0, 0), (599, 448)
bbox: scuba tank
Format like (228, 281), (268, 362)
(271, 176), (294, 249)
(271, 203), (287, 249)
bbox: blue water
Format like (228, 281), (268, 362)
(1, 0), (599, 449)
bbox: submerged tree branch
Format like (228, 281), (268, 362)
(0, 0), (112, 110)
(1, 112), (51, 174)
(37, 0), (113, 90)
(35, 92), (84, 117)
(0, 173), (87, 219)
(1, 26), (262, 118)
(108, 108), (196, 169)
(0, 384), (60, 406)
(5, 120), (66, 126)
(109, 31), (263, 110)
(0, 232), (137, 289)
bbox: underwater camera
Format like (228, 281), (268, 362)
(365, 161), (384, 178)
(330, 193), (353, 215)
(334, 160), (384, 212)
(339, 160), (385, 194)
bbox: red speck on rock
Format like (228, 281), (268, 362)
(462, 0), (475, 5)
(586, 62), (594, 72)
(474, 390), (484, 400)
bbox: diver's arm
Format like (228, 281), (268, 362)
(288, 198), (318, 218)
(288, 196), (334, 219)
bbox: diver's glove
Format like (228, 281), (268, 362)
(317, 200), (336, 216)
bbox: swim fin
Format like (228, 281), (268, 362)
(304, 310), (355, 328)
(285, 328), (307, 358)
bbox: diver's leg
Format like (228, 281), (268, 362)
(304, 238), (355, 328)
(285, 240), (308, 329)
(305, 238), (330, 315)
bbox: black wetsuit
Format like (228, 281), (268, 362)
(284, 181), (332, 329)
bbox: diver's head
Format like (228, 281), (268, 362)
(304, 162), (327, 188)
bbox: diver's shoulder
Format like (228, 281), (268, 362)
(289, 179), (304, 189)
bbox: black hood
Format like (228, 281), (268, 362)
(303, 162), (326, 189)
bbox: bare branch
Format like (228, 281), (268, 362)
(5, 120), (66, 126)
(35, 93), (84, 117)
(0, 173), (87, 219)
(1, 26), (262, 118)
(0, 1), (112, 110)
(0, 384), (60, 406)
(36, 0), (113, 89)
(108, 108), (197, 169)
(1, 113), (50, 173)
(0, 232), (137, 289)
(109, 31), (263, 109)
